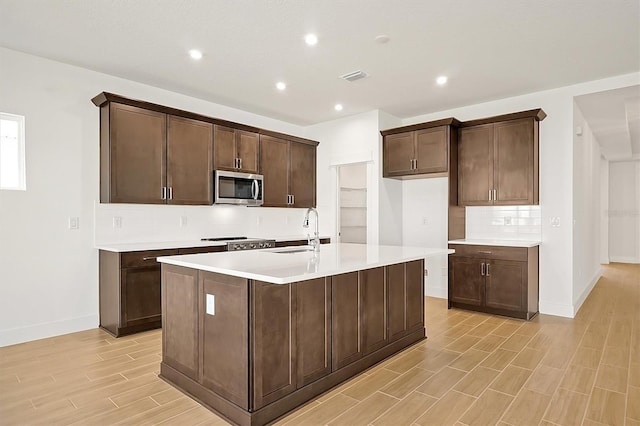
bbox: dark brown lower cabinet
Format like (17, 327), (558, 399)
(99, 246), (223, 337)
(388, 260), (425, 342)
(159, 260), (425, 426)
(448, 244), (539, 320)
(252, 281), (296, 409)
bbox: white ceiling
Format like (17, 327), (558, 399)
(575, 85), (640, 161)
(0, 0), (639, 125)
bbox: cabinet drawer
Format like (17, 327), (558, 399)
(448, 244), (527, 261)
(121, 249), (179, 268)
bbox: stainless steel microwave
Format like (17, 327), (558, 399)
(214, 170), (263, 206)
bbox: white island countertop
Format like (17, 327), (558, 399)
(448, 239), (540, 248)
(157, 243), (453, 284)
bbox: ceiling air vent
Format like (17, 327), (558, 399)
(340, 70), (369, 82)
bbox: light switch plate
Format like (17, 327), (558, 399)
(113, 216), (122, 228)
(206, 294), (215, 315)
(68, 217), (79, 229)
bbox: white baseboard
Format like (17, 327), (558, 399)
(539, 300), (574, 318)
(573, 267), (604, 316)
(609, 256), (640, 264)
(0, 314), (99, 348)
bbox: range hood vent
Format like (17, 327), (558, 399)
(340, 70), (369, 82)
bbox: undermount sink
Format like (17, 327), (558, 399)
(272, 245), (315, 254)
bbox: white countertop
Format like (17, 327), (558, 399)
(95, 235), (330, 252)
(448, 239), (540, 248)
(157, 243), (454, 284)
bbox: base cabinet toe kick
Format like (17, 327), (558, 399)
(159, 260), (425, 426)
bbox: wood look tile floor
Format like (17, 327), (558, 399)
(1, 263), (638, 426)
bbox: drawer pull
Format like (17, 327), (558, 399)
(478, 250), (492, 254)
(142, 256), (158, 261)
(481, 262), (485, 276)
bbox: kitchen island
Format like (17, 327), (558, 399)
(157, 243), (452, 426)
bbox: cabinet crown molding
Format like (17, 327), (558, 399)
(92, 92), (319, 146)
(380, 108), (546, 136)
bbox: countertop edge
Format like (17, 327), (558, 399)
(448, 239), (541, 248)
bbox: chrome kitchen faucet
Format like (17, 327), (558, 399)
(303, 207), (320, 252)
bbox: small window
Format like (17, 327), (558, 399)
(0, 112), (26, 190)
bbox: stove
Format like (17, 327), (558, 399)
(201, 236), (276, 251)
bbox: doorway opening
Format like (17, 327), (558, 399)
(337, 163), (367, 243)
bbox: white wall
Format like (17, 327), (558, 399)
(609, 161), (640, 263)
(401, 178), (449, 298)
(401, 72), (640, 317)
(572, 103), (603, 314)
(600, 158), (610, 264)
(0, 47), (310, 347)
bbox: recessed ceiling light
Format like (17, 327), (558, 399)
(304, 34), (318, 46)
(276, 82), (287, 91)
(189, 49), (203, 60)
(436, 76), (448, 85)
(334, 104), (343, 111)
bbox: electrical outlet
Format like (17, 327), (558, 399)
(113, 216), (122, 228)
(504, 216), (512, 225)
(424, 269), (428, 276)
(179, 216), (188, 227)
(422, 217), (428, 225)
(550, 217), (561, 227)
(68, 217), (79, 230)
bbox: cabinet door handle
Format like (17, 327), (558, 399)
(488, 189), (492, 201)
(142, 256), (158, 262)
(481, 262), (485, 276)
(414, 159), (417, 170)
(161, 186), (167, 200)
(486, 263), (490, 276)
(291, 194), (295, 205)
(168, 187), (173, 200)
(493, 189), (497, 202)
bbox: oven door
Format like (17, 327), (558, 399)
(214, 170), (263, 206)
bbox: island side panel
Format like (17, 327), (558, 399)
(162, 264), (199, 381)
(296, 277), (332, 387)
(406, 259), (425, 334)
(200, 271), (250, 410)
(252, 281), (297, 409)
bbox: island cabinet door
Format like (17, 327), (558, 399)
(295, 278), (332, 388)
(252, 281), (297, 410)
(199, 271), (249, 410)
(388, 260), (425, 343)
(360, 267), (388, 355)
(331, 272), (362, 370)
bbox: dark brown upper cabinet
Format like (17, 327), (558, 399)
(260, 135), (317, 208)
(213, 125), (259, 174)
(92, 92), (319, 206)
(96, 101), (212, 205)
(381, 119), (460, 178)
(458, 110), (545, 206)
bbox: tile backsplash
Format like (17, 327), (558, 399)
(465, 206), (542, 241)
(94, 202), (311, 245)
